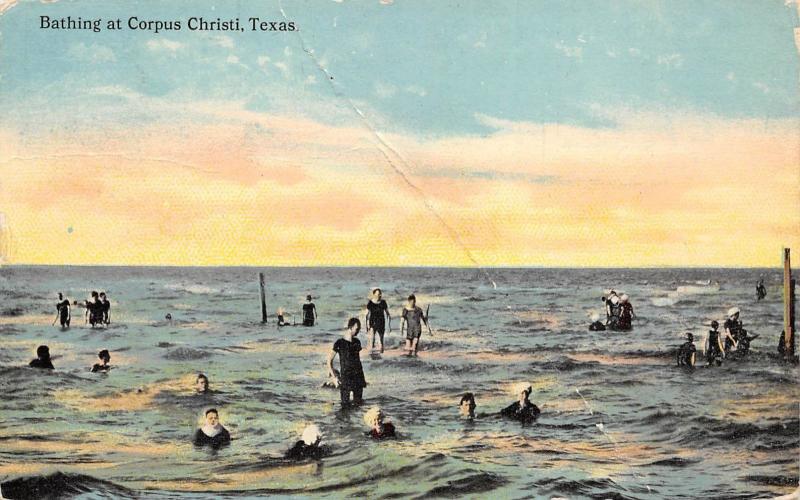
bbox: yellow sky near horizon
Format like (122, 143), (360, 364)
(0, 102), (797, 267)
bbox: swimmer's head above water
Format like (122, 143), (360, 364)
(196, 373), (209, 393)
(301, 424), (322, 446)
(98, 349), (110, 364)
(514, 383), (532, 404)
(459, 393), (476, 418)
(36, 345), (50, 361)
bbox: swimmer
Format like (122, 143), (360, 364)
(277, 308), (293, 327)
(327, 318), (367, 407)
(706, 321), (724, 366)
(90, 349), (111, 373)
(676, 333), (696, 367)
(165, 313), (173, 322)
(588, 312), (606, 331)
(302, 295), (317, 327)
(285, 424), (331, 460)
(196, 373), (210, 394)
(29, 345), (54, 370)
(55, 293), (71, 328)
(193, 408), (231, 448)
(500, 383), (540, 423)
(459, 393), (476, 419)
(400, 294), (428, 356)
(364, 406), (396, 439)
(365, 288), (391, 353)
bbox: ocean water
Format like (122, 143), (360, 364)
(0, 266), (797, 499)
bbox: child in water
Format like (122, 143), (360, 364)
(364, 406), (396, 439)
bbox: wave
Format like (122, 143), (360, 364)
(419, 472), (508, 498)
(651, 282), (720, 307)
(674, 416), (799, 447)
(164, 347), (214, 360)
(0, 472), (135, 499)
(164, 283), (219, 295)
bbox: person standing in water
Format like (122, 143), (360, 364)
(302, 295), (317, 327)
(723, 307), (741, 354)
(84, 291), (102, 327)
(401, 294), (428, 357)
(327, 318), (367, 407)
(29, 345), (54, 370)
(55, 293), (71, 328)
(193, 408), (231, 448)
(756, 278), (767, 301)
(706, 320), (724, 366)
(618, 294), (635, 330)
(91, 349), (111, 373)
(676, 333), (696, 367)
(99, 292), (111, 326)
(365, 288), (391, 353)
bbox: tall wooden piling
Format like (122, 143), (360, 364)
(259, 272), (268, 324)
(782, 249), (794, 360)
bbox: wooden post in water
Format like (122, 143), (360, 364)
(259, 272), (268, 324)
(782, 248), (793, 360)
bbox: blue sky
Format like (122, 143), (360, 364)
(1, 0), (797, 135)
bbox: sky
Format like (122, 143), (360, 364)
(0, 0), (798, 266)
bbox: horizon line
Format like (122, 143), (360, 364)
(0, 263), (785, 270)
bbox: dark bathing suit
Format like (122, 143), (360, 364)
(193, 427), (231, 448)
(87, 300), (102, 326)
(676, 341), (696, 366)
(101, 299), (110, 324)
(57, 299), (70, 327)
(723, 318), (742, 352)
(91, 363), (109, 373)
(500, 401), (540, 423)
(285, 441), (330, 460)
(302, 303), (315, 326)
(333, 337), (366, 405)
(29, 358), (54, 369)
(402, 306), (425, 339)
(369, 422), (396, 439)
(707, 330), (723, 365)
(367, 300), (388, 334)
